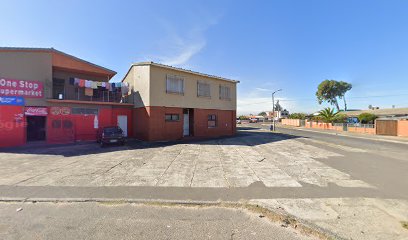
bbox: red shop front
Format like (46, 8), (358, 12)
(0, 104), (133, 148)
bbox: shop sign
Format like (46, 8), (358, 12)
(50, 107), (71, 115)
(0, 78), (44, 98)
(25, 107), (48, 116)
(0, 96), (25, 106)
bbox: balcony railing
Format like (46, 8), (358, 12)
(52, 87), (130, 104)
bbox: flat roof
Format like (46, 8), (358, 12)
(0, 47), (116, 77)
(123, 61), (239, 83)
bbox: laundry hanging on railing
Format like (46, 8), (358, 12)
(70, 78), (130, 96)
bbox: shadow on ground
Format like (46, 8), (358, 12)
(0, 126), (303, 157)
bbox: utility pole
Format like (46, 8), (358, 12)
(271, 89), (282, 131)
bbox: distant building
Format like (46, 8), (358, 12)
(266, 109), (289, 120)
(343, 108), (408, 120)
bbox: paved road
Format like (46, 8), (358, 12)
(1, 125), (408, 239)
(0, 202), (315, 240)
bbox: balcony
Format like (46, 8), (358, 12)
(51, 78), (131, 105)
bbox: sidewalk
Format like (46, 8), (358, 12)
(273, 123), (408, 145)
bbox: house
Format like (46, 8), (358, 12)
(0, 47), (133, 148)
(266, 109), (289, 120)
(123, 62), (239, 141)
(343, 108), (408, 120)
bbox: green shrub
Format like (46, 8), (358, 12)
(288, 113), (306, 120)
(333, 113), (347, 123)
(358, 113), (377, 124)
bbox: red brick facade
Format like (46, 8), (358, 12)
(133, 106), (236, 141)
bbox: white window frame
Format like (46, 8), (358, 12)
(166, 75), (184, 95)
(219, 85), (231, 100)
(197, 81), (211, 98)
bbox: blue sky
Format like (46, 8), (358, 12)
(1, 0), (408, 114)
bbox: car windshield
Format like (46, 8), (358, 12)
(103, 127), (122, 135)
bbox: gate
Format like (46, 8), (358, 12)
(343, 123), (348, 131)
(376, 120), (398, 136)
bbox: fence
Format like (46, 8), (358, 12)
(281, 119), (408, 137)
(281, 119), (301, 127)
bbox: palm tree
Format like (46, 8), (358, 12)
(318, 107), (338, 123)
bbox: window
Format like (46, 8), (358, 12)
(208, 114), (217, 128)
(72, 108), (98, 115)
(166, 75), (184, 94)
(52, 78), (65, 99)
(197, 81), (211, 97)
(219, 85), (231, 100)
(165, 114), (180, 122)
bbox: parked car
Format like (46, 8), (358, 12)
(97, 126), (126, 147)
(236, 119), (242, 124)
(249, 118), (258, 123)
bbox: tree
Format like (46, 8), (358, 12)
(332, 113), (348, 123)
(288, 113), (306, 120)
(358, 113), (377, 124)
(318, 107), (338, 123)
(316, 80), (352, 111)
(274, 100), (283, 111)
(337, 81), (352, 111)
(258, 112), (267, 116)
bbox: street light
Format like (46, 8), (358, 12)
(271, 89), (282, 131)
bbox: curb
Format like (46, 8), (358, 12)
(0, 197), (342, 240)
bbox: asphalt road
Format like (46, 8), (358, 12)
(254, 124), (408, 199)
(0, 202), (315, 240)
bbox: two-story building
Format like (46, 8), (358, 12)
(0, 47), (133, 148)
(123, 62), (238, 141)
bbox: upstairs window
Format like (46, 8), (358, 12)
(219, 85), (231, 100)
(197, 81), (211, 97)
(166, 75), (184, 94)
(208, 114), (217, 128)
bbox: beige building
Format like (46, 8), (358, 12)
(123, 62), (239, 141)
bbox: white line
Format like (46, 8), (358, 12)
(287, 127), (408, 145)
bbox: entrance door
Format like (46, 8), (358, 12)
(26, 116), (46, 141)
(117, 115), (128, 137)
(183, 111), (189, 136)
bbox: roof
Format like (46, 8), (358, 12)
(122, 61), (239, 83)
(0, 47), (116, 79)
(342, 108), (408, 117)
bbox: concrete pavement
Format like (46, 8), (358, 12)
(1, 125), (408, 239)
(0, 202), (316, 240)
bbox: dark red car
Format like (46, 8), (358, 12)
(96, 126), (126, 147)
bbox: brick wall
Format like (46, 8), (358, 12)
(398, 120), (408, 137)
(281, 119), (300, 127)
(133, 106), (235, 141)
(348, 126), (376, 135)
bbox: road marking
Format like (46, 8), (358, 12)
(302, 138), (367, 153)
(289, 127), (408, 145)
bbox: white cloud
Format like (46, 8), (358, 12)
(151, 16), (219, 67)
(160, 40), (206, 66)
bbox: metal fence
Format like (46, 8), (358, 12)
(347, 123), (375, 128)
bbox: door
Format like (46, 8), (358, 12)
(183, 112), (189, 136)
(117, 115), (128, 137)
(27, 116), (46, 141)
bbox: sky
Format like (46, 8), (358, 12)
(1, 0), (408, 115)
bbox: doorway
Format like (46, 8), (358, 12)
(183, 109), (194, 137)
(117, 115), (128, 137)
(26, 116), (46, 141)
